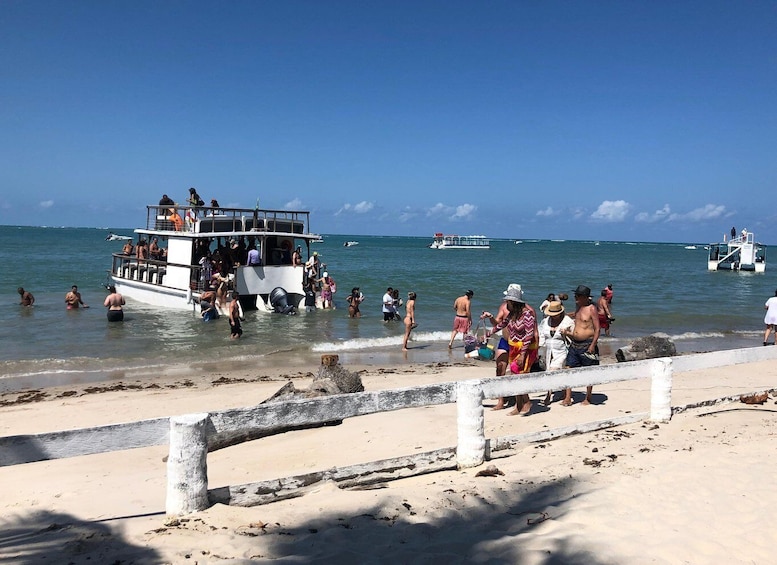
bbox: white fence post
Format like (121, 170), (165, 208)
(166, 413), (210, 516)
(650, 358), (673, 422)
(456, 381), (485, 469)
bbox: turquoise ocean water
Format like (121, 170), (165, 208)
(0, 225), (772, 391)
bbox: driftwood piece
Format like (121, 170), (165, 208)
(616, 335), (677, 363)
(206, 363), (365, 454)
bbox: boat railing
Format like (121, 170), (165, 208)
(145, 206), (311, 235)
(111, 253), (169, 285)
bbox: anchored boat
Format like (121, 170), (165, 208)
(707, 231), (766, 272)
(429, 233), (490, 249)
(109, 204), (325, 311)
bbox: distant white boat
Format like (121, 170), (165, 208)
(708, 231), (766, 273)
(684, 245), (697, 250)
(594, 241), (600, 246)
(429, 233), (490, 249)
(105, 233), (132, 241)
(343, 241), (359, 247)
(514, 240), (523, 244)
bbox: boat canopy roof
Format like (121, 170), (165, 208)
(136, 205), (321, 241)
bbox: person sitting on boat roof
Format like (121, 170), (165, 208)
(209, 199), (221, 215)
(159, 194), (175, 207)
(168, 208), (184, 231)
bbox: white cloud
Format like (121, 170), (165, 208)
(451, 203), (476, 220)
(536, 206), (559, 217)
(635, 204), (671, 223)
(284, 198), (303, 210)
(668, 203), (726, 222)
(39, 200), (54, 209)
(426, 202), (451, 217)
(591, 200), (631, 222)
(335, 201), (374, 216)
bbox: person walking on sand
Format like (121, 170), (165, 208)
(448, 290), (474, 348)
(763, 289), (777, 345)
(481, 284), (520, 410)
(560, 285), (600, 405)
(484, 285), (539, 415)
(103, 285), (125, 322)
(17, 287), (34, 307)
(403, 291), (417, 351)
(65, 285), (89, 309)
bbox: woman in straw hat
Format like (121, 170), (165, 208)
(538, 300), (574, 405)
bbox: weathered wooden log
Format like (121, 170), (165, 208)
(616, 335), (677, 362)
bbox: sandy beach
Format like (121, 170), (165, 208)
(1, 352), (776, 564)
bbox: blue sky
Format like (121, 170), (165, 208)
(1, 1), (775, 243)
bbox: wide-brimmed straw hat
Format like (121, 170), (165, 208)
(503, 286), (525, 303)
(544, 300), (565, 316)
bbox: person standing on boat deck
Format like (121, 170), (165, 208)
(731, 226), (737, 240)
(17, 287), (34, 307)
(292, 246), (303, 268)
(187, 187), (204, 209)
(65, 285), (88, 309)
(347, 287), (364, 318)
(149, 237), (161, 260)
(382, 287), (395, 322)
(122, 239), (134, 256)
(763, 289), (777, 345)
(403, 291), (417, 351)
(169, 209), (184, 231)
(103, 285), (125, 322)
(560, 285), (600, 406)
(448, 290), (474, 348)
(597, 289), (613, 337)
(246, 244), (261, 266)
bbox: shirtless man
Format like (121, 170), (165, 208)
(65, 285), (89, 309)
(17, 287), (34, 307)
(103, 285), (125, 322)
(149, 237), (161, 260)
(560, 285), (600, 405)
(597, 289), (613, 337)
(448, 290), (474, 348)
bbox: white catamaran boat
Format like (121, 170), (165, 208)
(707, 231), (766, 272)
(109, 204), (324, 311)
(429, 233), (490, 249)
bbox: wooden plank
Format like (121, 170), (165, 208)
(208, 447), (458, 507)
(0, 417), (170, 467)
(208, 382), (456, 436)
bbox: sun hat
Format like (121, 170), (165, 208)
(574, 285), (591, 297)
(544, 300), (565, 316)
(503, 286), (525, 303)
(503, 283), (521, 295)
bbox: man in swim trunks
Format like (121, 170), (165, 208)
(448, 290), (474, 348)
(17, 287), (34, 307)
(65, 285), (89, 309)
(561, 285), (600, 405)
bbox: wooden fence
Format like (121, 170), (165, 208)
(2, 345), (776, 516)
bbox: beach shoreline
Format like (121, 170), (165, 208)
(2, 349), (776, 563)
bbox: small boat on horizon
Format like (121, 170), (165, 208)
(429, 233), (490, 249)
(343, 241), (359, 247)
(105, 233), (133, 241)
(684, 245), (697, 250)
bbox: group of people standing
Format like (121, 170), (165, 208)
(439, 282), (614, 415)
